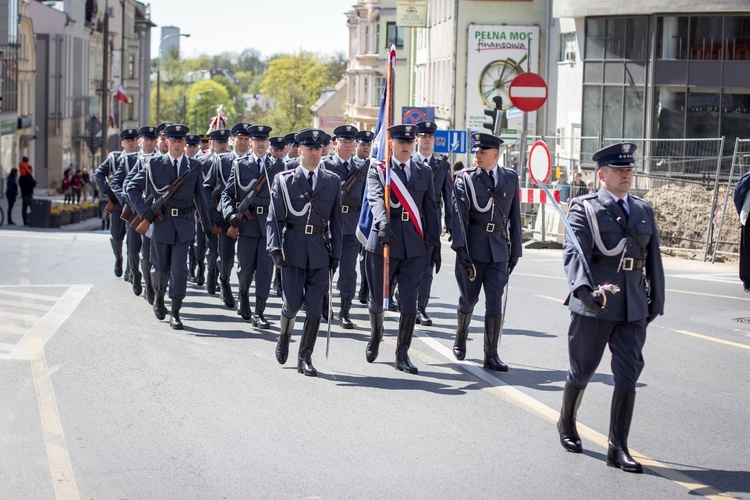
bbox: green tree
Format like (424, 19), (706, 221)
(185, 80), (231, 133)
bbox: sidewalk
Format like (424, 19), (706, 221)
(0, 190), (104, 231)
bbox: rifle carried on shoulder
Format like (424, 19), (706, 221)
(431, 142), (459, 179)
(342, 158), (369, 196)
(227, 157), (283, 239)
(134, 162), (202, 235)
(120, 203), (132, 221)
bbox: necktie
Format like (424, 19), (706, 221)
(173, 159), (179, 177)
(308, 171), (314, 189)
(489, 169), (495, 187)
(617, 198), (629, 222)
(343, 161), (349, 172)
(397, 163), (408, 184)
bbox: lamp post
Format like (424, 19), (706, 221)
(194, 88), (214, 131)
(156, 32), (190, 124)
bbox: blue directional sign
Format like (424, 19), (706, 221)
(434, 130), (467, 154)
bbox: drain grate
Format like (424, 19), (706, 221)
(732, 317), (750, 323)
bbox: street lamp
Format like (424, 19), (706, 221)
(156, 32), (190, 124)
(194, 88), (214, 131)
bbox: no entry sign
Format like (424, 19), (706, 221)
(509, 72), (548, 112)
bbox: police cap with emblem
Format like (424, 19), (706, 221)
(185, 134), (201, 146)
(231, 123), (252, 137)
(284, 132), (297, 145)
(200, 134), (210, 142)
(120, 128), (138, 140)
(209, 129), (231, 142)
(138, 126), (157, 140)
(333, 124), (359, 141)
(248, 124), (272, 140)
(471, 132), (504, 150)
(295, 128), (325, 148)
(356, 130), (374, 143)
(164, 124), (189, 140)
(592, 142), (637, 169)
(416, 121), (437, 136)
(321, 132), (331, 146)
(269, 136), (286, 150)
(388, 124), (416, 142)
(156, 122), (173, 137)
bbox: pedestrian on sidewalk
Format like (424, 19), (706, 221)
(5, 167), (18, 225)
(81, 167), (91, 202)
(18, 162), (36, 226)
(71, 169), (83, 204)
(62, 168), (72, 204)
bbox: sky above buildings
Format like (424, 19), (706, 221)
(149, 0), (353, 59)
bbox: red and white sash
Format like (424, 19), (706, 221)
(377, 161), (424, 239)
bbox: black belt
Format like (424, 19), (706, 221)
(470, 218), (503, 233)
(389, 208), (412, 222)
(342, 204), (361, 214)
(592, 254), (644, 271)
(235, 203), (266, 214)
(286, 223), (324, 234)
(164, 206), (195, 216)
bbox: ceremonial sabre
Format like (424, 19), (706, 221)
(326, 268), (333, 358)
(527, 141), (619, 304)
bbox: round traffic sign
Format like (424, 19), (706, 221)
(509, 73), (548, 112)
(528, 140), (551, 186)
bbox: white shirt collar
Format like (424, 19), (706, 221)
(603, 189), (629, 207)
(168, 154), (185, 165)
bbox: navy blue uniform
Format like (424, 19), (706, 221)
(94, 151), (126, 274)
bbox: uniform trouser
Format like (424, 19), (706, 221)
(126, 225), (142, 276)
(109, 206), (126, 255)
(740, 222), (750, 288)
(205, 232), (219, 270)
(237, 235), (272, 297)
(151, 240), (190, 300)
(566, 313), (647, 393)
(418, 240), (436, 300)
(280, 265), (328, 319)
(338, 234), (361, 301)
(455, 258), (508, 316)
(140, 234), (152, 280)
(194, 218), (208, 262)
(365, 251), (422, 315)
(218, 233), (237, 280)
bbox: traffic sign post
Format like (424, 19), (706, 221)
(508, 72), (548, 192)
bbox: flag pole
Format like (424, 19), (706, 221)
(382, 46), (395, 312)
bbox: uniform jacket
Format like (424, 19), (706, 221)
(110, 152), (140, 205)
(203, 152), (236, 215)
(412, 152), (453, 229)
(93, 151), (122, 204)
(451, 166), (522, 264)
(364, 159), (441, 259)
(125, 154), (212, 245)
(284, 156), (301, 170)
(222, 153), (284, 238)
(267, 165), (343, 270)
(563, 188), (665, 322)
(322, 155), (367, 236)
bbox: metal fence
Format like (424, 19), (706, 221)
(712, 138), (750, 262)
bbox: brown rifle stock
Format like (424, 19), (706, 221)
(120, 204), (132, 221)
(133, 165), (194, 235)
(104, 201), (114, 214)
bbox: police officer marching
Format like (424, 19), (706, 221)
(558, 142), (665, 473)
(126, 124), (213, 330)
(355, 130), (374, 305)
(322, 124), (367, 329)
(363, 124), (441, 375)
(184, 134), (203, 283)
(268, 128), (342, 377)
(222, 124), (280, 327)
(451, 132), (522, 372)
(94, 147), (125, 279)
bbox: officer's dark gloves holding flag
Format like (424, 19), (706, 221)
(377, 220), (395, 246)
(576, 286), (606, 314)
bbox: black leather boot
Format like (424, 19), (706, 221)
(322, 293), (329, 321)
(206, 265), (218, 295)
(366, 311), (384, 363)
(153, 290), (167, 321)
(275, 314), (295, 364)
(124, 266), (132, 283)
(132, 270), (143, 296)
(252, 298), (270, 329)
(558, 382), (585, 453)
(358, 279), (369, 305)
(114, 254), (123, 278)
(395, 313), (418, 374)
(273, 268), (282, 297)
(237, 290), (251, 320)
(169, 298), (184, 330)
(607, 392), (643, 473)
(143, 273), (155, 306)
(339, 298), (353, 329)
(483, 315), (508, 371)
(195, 261), (205, 286)
(453, 310), (472, 360)
(220, 278), (235, 308)
(416, 297), (432, 326)
(297, 317), (321, 377)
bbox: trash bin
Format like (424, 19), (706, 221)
(29, 199), (51, 228)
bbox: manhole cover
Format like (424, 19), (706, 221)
(732, 317), (750, 323)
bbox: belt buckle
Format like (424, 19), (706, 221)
(486, 222), (495, 233)
(621, 257), (634, 271)
(171, 208), (179, 217)
(401, 211), (410, 222)
(342, 205), (349, 214)
(305, 225), (314, 235)
(256, 206), (264, 214)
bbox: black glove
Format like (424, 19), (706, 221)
(213, 210), (230, 228)
(377, 220), (395, 246)
(330, 257), (339, 274)
(229, 214), (244, 228)
(456, 247), (474, 277)
(106, 189), (118, 204)
(270, 249), (286, 269)
(508, 256), (519, 275)
(432, 246), (442, 274)
(647, 312), (659, 324)
(446, 228), (452, 242)
(143, 208), (156, 223)
(576, 287), (605, 315)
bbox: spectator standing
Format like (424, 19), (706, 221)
(556, 172), (570, 203)
(570, 171), (588, 199)
(5, 167), (18, 225)
(62, 168), (72, 204)
(71, 169), (83, 204)
(81, 168), (91, 202)
(18, 162), (36, 225)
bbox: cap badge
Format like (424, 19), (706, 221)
(312, 130), (319, 139)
